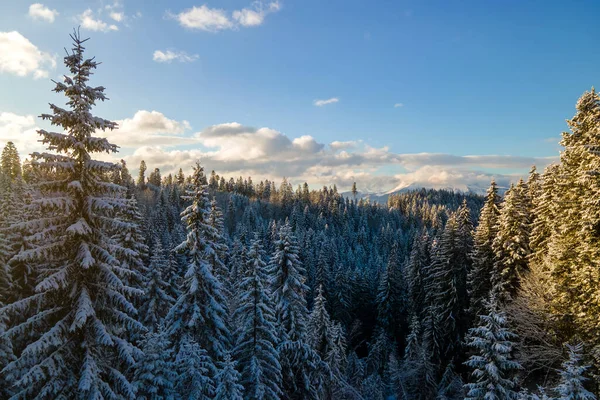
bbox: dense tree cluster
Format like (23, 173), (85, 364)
(0, 32), (598, 399)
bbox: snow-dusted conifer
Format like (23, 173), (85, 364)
(133, 328), (177, 400)
(113, 194), (148, 290)
(175, 338), (216, 400)
(492, 180), (531, 302)
(215, 353), (244, 400)
(268, 220), (323, 399)
(234, 235), (282, 400)
(0, 31), (144, 399)
(207, 198), (229, 289)
(140, 240), (175, 331)
(165, 161), (229, 361)
(554, 343), (596, 400)
(464, 296), (522, 400)
(469, 180), (501, 318)
(268, 219), (309, 341)
(1, 142), (22, 182)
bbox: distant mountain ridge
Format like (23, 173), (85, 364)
(341, 183), (508, 204)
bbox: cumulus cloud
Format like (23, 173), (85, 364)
(394, 103), (403, 108)
(314, 97), (339, 107)
(153, 49), (199, 63)
(109, 12), (123, 22)
(78, 9), (118, 32)
(172, 5), (234, 32)
(96, 110), (194, 148)
(172, 1), (281, 32)
(4, 107), (555, 193)
(108, 118), (554, 193)
(28, 3), (59, 22)
(0, 31), (56, 79)
(0, 112), (44, 155)
(233, 1), (281, 27)
(330, 140), (358, 151)
(195, 123), (323, 162)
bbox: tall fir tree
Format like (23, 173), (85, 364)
(1, 142), (22, 183)
(0, 31), (144, 398)
(469, 180), (501, 318)
(214, 353), (244, 400)
(140, 240), (175, 331)
(233, 235), (282, 400)
(133, 328), (177, 400)
(268, 220), (323, 400)
(464, 296), (522, 400)
(165, 162), (230, 362)
(174, 338), (217, 400)
(554, 343), (596, 400)
(492, 180), (532, 302)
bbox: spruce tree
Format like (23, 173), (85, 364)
(140, 240), (175, 331)
(492, 180), (532, 302)
(268, 220), (323, 399)
(464, 296), (522, 400)
(554, 343), (596, 400)
(133, 328), (177, 400)
(0, 31), (144, 399)
(215, 354), (244, 400)
(233, 235), (282, 400)
(137, 160), (147, 190)
(0, 142), (22, 182)
(545, 89), (600, 345)
(469, 180), (501, 318)
(376, 243), (406, 342)
(165, 162), (230, 361)
(174, 338), (217, 400)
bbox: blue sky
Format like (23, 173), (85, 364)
(1, 0), (598, 192)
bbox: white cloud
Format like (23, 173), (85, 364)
(96, 110), (193, 148)
(28, 3), (59, 22)
(330, 140), (358, 151)
(78, 9), (118, 32)
(173, 5), (234, 32)
(314, 97), (339, 107)
(394, 103), (403, 108)
(0, 31), (56, 79)
(5, 106), (554, 193)
(173, 1), (281, 32)
(153, 49), (199, 63)
(233, 1), (281, 27)
(109, 12), (124, 22)
(0, 112), (44, 155)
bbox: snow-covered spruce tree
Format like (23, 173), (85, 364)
(268, 220), (324, 400)
(427, 208), (472, 367)
(1, 142), (22, 182)
(165, 161), (230, 362)
(113, 194), (148, 291)
(207, 198), (230, 292)
(464, 296), (522, 400)
(214, 353), (244, 400)
(544, 89), (600, 347)
(436, 361), (465, 400)
(174, 337), (217, 400)
(406, 228), (431, 319)
(401, 315), (437, 400)
(554, 343), (596, 400)
(468, 180), (501, 318)
(139, 240), (175, 331)
(233, 235), (282, 400)
(307, 285), (352, 397)
(492, 180), (532, 302)
(0, 31), (144, 399)
(376, 243), (406, 343)
(133, 327), (177, 400)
